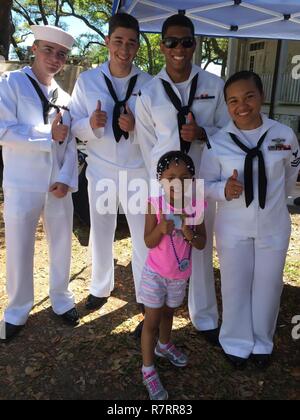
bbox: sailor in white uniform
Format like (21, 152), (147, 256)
(70, 13), (152, 317)
(0, 25), (79, 343)
(135, 14), (229, 342)
(200, 71), (299, 368)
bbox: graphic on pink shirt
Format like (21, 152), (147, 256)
(146, 195), (205, 280)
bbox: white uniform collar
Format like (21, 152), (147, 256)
(157, 64), (201, 85)
(224, 113), (277, 138)
(100, 61), (141, 80)
(22, 66), (59, 92)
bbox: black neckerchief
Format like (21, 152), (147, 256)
(229, 130), (269, 209)
(161, 73), (198, 153)
(102, 73), (138, 142)
(25, 74), (70, 122)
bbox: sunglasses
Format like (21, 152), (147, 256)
(162, 36), (195, 49)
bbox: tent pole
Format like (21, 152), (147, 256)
(193, 36), (203, 66)
(112, 0), (122, 15)
(269, 39), (282, 120)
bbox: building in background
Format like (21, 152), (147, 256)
(228, 39), (300, 139)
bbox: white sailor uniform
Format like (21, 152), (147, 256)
(0, 66), (78, 325)
(200, 115), (299, 357)
(135, 64), (229, 330)
(70, 62), (152, 302)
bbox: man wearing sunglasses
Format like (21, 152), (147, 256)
(135, 14), (229, 346)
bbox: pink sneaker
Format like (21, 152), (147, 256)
(155, 342), (188, 367)
(143, 370), (168, 400)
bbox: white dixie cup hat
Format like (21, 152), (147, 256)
(30, 25), (75, 50)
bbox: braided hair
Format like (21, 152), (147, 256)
(156, 151), (196, 181)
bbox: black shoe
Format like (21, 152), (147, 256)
(85, 294), (108, 310)
(294, 197), (300, 206)
(0, 321), (24, 343)
(59, 308), (80, 326)
(224, 352), (248, 370)
(250, 354), (272, 370)
(133, 319), (144, 340)
(199, 328), (221, 347)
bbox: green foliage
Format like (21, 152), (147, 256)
(11, 1), (228, 73)
(68, 0), (112, 26)
(76, 33), (108, 65)
(202, 37), (228, 77)
(135, 33), (164, 75)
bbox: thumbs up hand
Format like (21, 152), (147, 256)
(52, 112), (69, 143)
(181, 112), (205, 142)
(118, 103), (135, 133)
(232, 169), (238, 180)
(158, 211), (175, 235)
(90, 100), (107, 129)
(225, 169), (244, 201)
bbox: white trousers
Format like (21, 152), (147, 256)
(3, 189), (75, 326)
(87, 167), (148, 303)
(217, 234), (290, 358)
(188, 199), (219, 330)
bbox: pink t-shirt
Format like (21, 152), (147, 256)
(146, 196), (195, 280)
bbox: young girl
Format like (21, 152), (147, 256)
(200, 71), (299, 369)
(140, 151), (206, 400)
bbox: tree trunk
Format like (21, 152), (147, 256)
(0, 0), (13, 60)
(221, 58), (227, 78)
(141, 33), (153, 75)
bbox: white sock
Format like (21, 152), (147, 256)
(158, 340), (170, 349)
(142, 365), (155, 376)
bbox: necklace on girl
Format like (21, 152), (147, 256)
(169, 232), (192, 272)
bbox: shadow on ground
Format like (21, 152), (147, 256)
(0, 225), (299, 400)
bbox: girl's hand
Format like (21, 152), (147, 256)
(181, 214), (194, 241)
(182, 215), (207, 251)
(159, 212), (175, 235)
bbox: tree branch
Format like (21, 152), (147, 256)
(13, 1), (35, 26)
(55, 0), (61, 26)
(11, 35), (26, 60)
(82, 41), (106, 55)
(37, 0), (48, 25)
(61, 0), (106, 40)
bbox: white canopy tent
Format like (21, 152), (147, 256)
(112, 0), (300, 40)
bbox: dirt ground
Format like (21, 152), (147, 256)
(0, 184), (299, 400)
